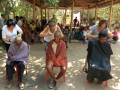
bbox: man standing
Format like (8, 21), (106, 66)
(74, 17), (78, 28)
(17, 16), (23, 29)
(50, 15), (58, 24)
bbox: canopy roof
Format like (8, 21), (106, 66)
(24, 0), (120, 9)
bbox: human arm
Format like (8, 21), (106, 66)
(86, 30), (98, 39)
(107, 29), (113, 38)
(57, 25), (64, 38)
(39, 27), (52, 37)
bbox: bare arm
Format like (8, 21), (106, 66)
(39, 27), (51, 37)
(86, 30), (98, 39)
(57, 25), (64, 38)
(107, 31), (113, 38)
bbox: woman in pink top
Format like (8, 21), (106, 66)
(112, 27), (119, 42)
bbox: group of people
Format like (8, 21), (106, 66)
(0, 13), (118, 90)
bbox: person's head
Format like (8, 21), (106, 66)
(15, 37), (22, 47)
(15, 16), (19, 20)
(54, 30), (61, 42)
(49, 22), (56, 31)
(65, 26), (69, 31)
(20, 16), (24, 21)
(1, 14), (4, 18)
(114, 27), (118, 32)
(98, 19), (108, 29)
(53, 15), (55, 18)
(32, 21), (35, 25)
(98, 31), (107, 43)
(7, 19), (15, 28)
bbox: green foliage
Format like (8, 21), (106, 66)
(44, 0), (59, 8)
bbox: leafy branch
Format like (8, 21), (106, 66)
(44, 0), (59, 8)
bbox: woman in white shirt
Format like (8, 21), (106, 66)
(39, 22), (64, 50)
(2, 19), (23, 52)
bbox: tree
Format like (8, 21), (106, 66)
(44, 0), (59, 8)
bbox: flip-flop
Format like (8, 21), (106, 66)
(19, 83), (24, 90)
(5, 84), (13, 90)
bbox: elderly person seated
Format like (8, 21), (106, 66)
(46, 30), (67, 90)
(5, 36), (29, 90)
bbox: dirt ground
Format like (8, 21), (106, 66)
(0, 39), (120, 90)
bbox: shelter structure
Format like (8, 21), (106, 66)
(23, 0), (120, 31)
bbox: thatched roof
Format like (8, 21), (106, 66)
(24, 0), (120, 9)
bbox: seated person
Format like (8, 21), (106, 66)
(46, 30), (67, 90)
(112, 27), (119, 43)
(6, 37), (29, 90)
(87, 31), (113, 84)
(78, 27), (85, 43)
(63, 26), (70, 48)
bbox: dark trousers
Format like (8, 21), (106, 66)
(6, 61), (25, 82)
(5, 43), (10, 52)
(113, 36), (118, 41)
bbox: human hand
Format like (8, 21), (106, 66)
(46, 32), (52, 36)
(17, 34), (22, 37)
(9, 56), (14, 61)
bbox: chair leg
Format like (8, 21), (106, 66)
(15, 65), (19, 82)
(46, 71), (49, 82)
(105, 80), (108, 86)
(26, 67), (27, 75)
(62, 74), (66, 82)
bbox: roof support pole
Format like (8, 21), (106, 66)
(41, 8), (43, 21)
(70, 0), (74, 33)
(95, 6), (98, 24)
(64, 8), (67, 26)
(45, 8), (47, 19)
(108, 0), (113, 28)
(81, 7), (84, 24)
(87, 9), (89, 26)
(33, 0), (36, 21)
(48, 9), (50, 21)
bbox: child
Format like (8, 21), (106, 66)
(112, 27), (119, 43)
(63, 26), (70, 48)
(31, 31), (35, 44)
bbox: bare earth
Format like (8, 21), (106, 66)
(0, 40), (120, 90)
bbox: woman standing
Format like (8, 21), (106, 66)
(39, 22), (64, 50)
(2, 19), (23, 52)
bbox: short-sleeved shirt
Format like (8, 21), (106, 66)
(89, 24), (109, 41)
(2, 25), (22, 44)
(30, 24), (36, 31)
(63, 31), (70, 41)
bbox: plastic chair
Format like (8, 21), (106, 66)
(86, 80), (108, 86)
(46, 66), (66, 82)
(6, 65), (28, 82)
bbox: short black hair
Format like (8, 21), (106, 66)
(98, 31), (107, 38)
(7, 19), (15, 27)
(65, 26), (69, 29)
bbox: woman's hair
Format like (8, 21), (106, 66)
(98, 31), (107, 38)
(7, 19), (15, 27)
(49, 22), (56, 27)
(98, 19), (108, 28)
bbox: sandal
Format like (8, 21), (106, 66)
(19, 83), (24, 90)
(5, 83), (13, 90)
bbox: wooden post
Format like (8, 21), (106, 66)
(87, 9), (89, 26)
(45, 8), (47, 18)
(41, 8), (43, 21)
(109, 0), (113, 28)
(64, 8), (67, 26)
(33, 0), (36, 21)
(70, 0), (74, 33)
(81, 7), (84, 24)
(95, 6), (98, 24)
(48, 9), (50, 22)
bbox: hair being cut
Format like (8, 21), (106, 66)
(98, 31), (107, 38)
